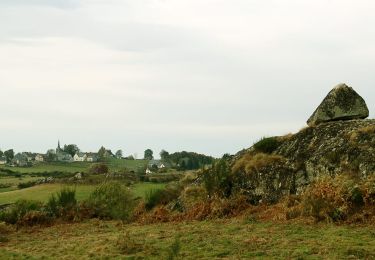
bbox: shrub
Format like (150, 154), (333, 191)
(144, 185), (181, 210)
(300, 176), (365, 222)
(86, 182), (135, 221)
(0, 183), (11, 189)
(180, 186), (207, 210)
(253, 137), (280, 154)
(201, 158), (232, 198)
(17, 210), (50, 226)
(18, 181), (37, 189)
(88, 163), (109, 174)
(0, 200), (43, 225)
(46, 188), (77, 217)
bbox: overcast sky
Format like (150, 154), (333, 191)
(0, 0), (374, 158)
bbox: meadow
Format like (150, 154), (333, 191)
(0, 182), (166, 205)
(1, 218), (375, 259)
(0, 158), (148, 174)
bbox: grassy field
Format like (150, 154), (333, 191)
(0, 176), (43, 185)
(0, 184), (97, 205)
(0, 176), (45, 193)
(1, 219), (375, 259)
(0, 182), (166, 205)
(0, 158), (148, 174)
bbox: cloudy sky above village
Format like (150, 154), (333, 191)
(1, 0), (375, 157)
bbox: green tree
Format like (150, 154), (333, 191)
(160, 150), (170, 161)
(4, 149), (14, 163)
(46, 149), (57, 162)
(144, 149), (153, 160)
(98, 146), (106, 161)
(63, 144), (80, 157)
(0, 150), (3, 157)
(115, 150), (123, 158)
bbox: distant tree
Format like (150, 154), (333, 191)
(4, 149), (14, 163)
(46, 149), (57, 162)
(115, 150), (123, 159)
(63, 144), (80, 157)
(0, 150), (3, 157)
(168, 151), (215, 170)
(160, 150), (170, 161)
(179, 160), (186, 171)
(144, 149), (153, 160)
(126, 155), (135, 160)
(98, 146), (106, 161)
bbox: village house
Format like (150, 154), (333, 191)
(12, 153), (29, 167)
(35, 154), (45, 162)
(74, 152), (87, 162)
(86, 153), (98, 162)
(148, 160), (168, 169)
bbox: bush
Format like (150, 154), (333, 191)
(180, 186), (207, 210)
(17, 210), (50, 226)
(144, 185), (181, 210)
(0, 222), (13, 242)
(46, 188), (77, 217)
(0, 200), (43, 225)
(86, 182), (135, 221)
(0, 183), (11, 189)
(253, 137), (280, 154)
(88, 163), (109, 174)
(300, 176), (365, 222)
(201, 158), (232, 198)
(18, 181), (37, 189)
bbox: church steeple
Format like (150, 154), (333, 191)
(57, 140), (62, 152)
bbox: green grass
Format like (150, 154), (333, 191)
(0, 176), (43, 185)
(0, 184), (97, 205)
(0, 159), (148, 174)
(1, 219), (375, 259)
(0, 182), (166, 205)
(132, 182), (166, 198)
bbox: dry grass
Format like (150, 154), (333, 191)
(1, 218), (375, 259)
(232, 153), (284, 174)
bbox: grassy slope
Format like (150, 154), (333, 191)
(0, 184), (97, 205)
(0, 182), (166, 205)
(1, 219), (375, 259)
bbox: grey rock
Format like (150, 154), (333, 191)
(307, 83), (369, 126)
(233, 119), (375, 203)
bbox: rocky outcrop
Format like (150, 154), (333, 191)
(233, 120), (375, 203)
(307, 84), (369, 126)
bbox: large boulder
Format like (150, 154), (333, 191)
(307, 83), (369, 126)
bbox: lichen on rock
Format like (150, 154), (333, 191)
(307, 83), (369, 126)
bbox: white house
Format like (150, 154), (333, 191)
(35, 154), (45, 162)
(86, 153), (98, 162)
(74, 153), (87, 162)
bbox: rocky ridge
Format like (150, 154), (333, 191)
(233, 84), (374, 203)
